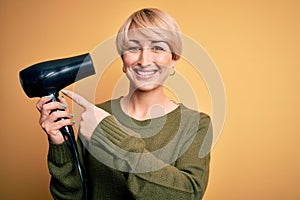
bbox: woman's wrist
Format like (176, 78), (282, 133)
(48, 133), (65, 144)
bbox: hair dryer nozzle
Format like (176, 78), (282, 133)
(19, 53), (95, 98)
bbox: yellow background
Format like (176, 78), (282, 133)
(1, 0), (299, 199)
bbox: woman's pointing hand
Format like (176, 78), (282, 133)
(62, 90), (110, 141)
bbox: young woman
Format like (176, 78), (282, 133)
(36, 8), (212, 200)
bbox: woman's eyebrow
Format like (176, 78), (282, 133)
(151, 40), (167, 44)
(128, 39), (140, 44)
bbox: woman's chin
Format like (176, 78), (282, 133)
(132, 82), (162, 92)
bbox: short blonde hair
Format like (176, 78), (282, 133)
(116, 8), (182, 60)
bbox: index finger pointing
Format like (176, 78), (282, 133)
(61, 89), (92, 109)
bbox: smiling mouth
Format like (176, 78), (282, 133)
(133, 69), (158, 78)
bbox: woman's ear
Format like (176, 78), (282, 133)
(121, 55), (127, 73)
(171, 60), (177, 68)
(122, 66), (126, 73)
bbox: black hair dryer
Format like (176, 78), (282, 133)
(19, 53), (95, 98)
(19, 53), (94, 199)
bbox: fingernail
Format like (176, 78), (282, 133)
(61, 90), (67, 95)
(70, 113), (74, 118)
(61, 103), (67, 109)
(72, 120), (76, 125)
(46, 94), (54, 99)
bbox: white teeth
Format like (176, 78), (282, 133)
(136, 70), (156, 76)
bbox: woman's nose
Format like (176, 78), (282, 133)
(138, 48), (154, 66)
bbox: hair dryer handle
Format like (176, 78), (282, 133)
(51, 95), (78, 158)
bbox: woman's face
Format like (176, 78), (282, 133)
(121, 31), (176, 92)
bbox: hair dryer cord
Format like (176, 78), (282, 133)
(61, 126), (87, 200)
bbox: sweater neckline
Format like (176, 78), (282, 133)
(110, 97), (184, 129)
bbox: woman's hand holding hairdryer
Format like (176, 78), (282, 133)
(36, 90), (110, 144)
(36, 95), (74, 144)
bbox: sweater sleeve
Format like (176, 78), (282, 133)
(90, 114), (212, 199)
(47, 139), (85, 200)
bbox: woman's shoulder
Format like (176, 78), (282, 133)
(95, 97), (122, 114)
(180, 104), (211, 123)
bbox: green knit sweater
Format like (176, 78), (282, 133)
(47, 98), (212, 200)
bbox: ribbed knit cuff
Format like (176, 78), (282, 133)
(92, 115), (145, 153)
(98, 115), (127, 142)
(48, 141), (73, 165)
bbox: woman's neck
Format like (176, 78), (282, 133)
(121, 87), (178, 120)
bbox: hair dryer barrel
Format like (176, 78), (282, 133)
(19, 53), (95, 98)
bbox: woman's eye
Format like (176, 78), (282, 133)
(152, 46), (165, 52)
(127, 46), (141, 52)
